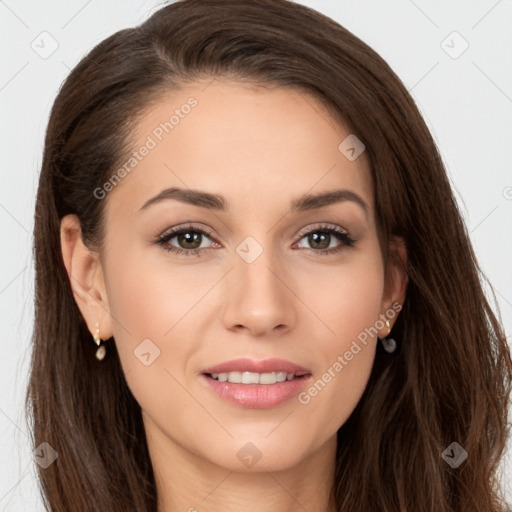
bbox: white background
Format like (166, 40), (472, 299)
(1, 0), (511, 509)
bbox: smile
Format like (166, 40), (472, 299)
(207, 371), (305, 384)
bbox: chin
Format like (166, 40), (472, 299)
(200, 436), (312, 474)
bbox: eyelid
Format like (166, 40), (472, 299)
(156, 221), (350, 242)
(155, 222), (215, 240)
(295, 222), (350, 238)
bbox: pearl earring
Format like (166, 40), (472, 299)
(92, 321), (106, 361)
(381, 318), (397, 354)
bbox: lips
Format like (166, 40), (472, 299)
(200, 358), (312, 408)
(201, 357), (311, 376)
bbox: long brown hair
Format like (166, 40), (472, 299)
(27, 0), (512, 510)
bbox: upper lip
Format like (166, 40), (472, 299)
(202, 358), (311, 375)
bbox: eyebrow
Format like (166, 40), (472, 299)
(138, 186), (369, 217)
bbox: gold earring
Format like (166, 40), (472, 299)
(93, 321), (106, 361)
(385, 318), (391, 337)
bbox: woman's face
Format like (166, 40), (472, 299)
(66, 79), (406, 474)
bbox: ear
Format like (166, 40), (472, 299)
(60, 214), (113, 340)
(378, 235), (408, 337)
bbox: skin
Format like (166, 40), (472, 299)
(60, 79), (408, 512)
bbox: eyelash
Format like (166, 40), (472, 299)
(155, 223), (356, 258)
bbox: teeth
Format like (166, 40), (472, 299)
(210, 371), (298, 384)
(226, 371), (242, 383)
(276, 372), (287, 382)
(242, 372), (261, 384)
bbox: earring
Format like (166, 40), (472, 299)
(92, 321), (106, 361)
(380, 318), (397, 354)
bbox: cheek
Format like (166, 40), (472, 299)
(303, 245), (384, 343)
(105, 246), (212, 340)
(103, 272), (194, 444)
(103, 249), (220, 410)
(296, 250), (384, 431)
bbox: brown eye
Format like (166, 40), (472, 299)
(295, 225), (355, 254)
(307, 231), (331, 250)
(174, 231), (204, 250)
(156, 225), (216, 256)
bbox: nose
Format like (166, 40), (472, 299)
(222, 242), (298, 337)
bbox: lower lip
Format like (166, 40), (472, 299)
(201, 374), (311, 408)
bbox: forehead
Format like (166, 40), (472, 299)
(105, 79), (373, 220)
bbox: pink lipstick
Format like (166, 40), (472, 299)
(201, 358), (312, 408)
